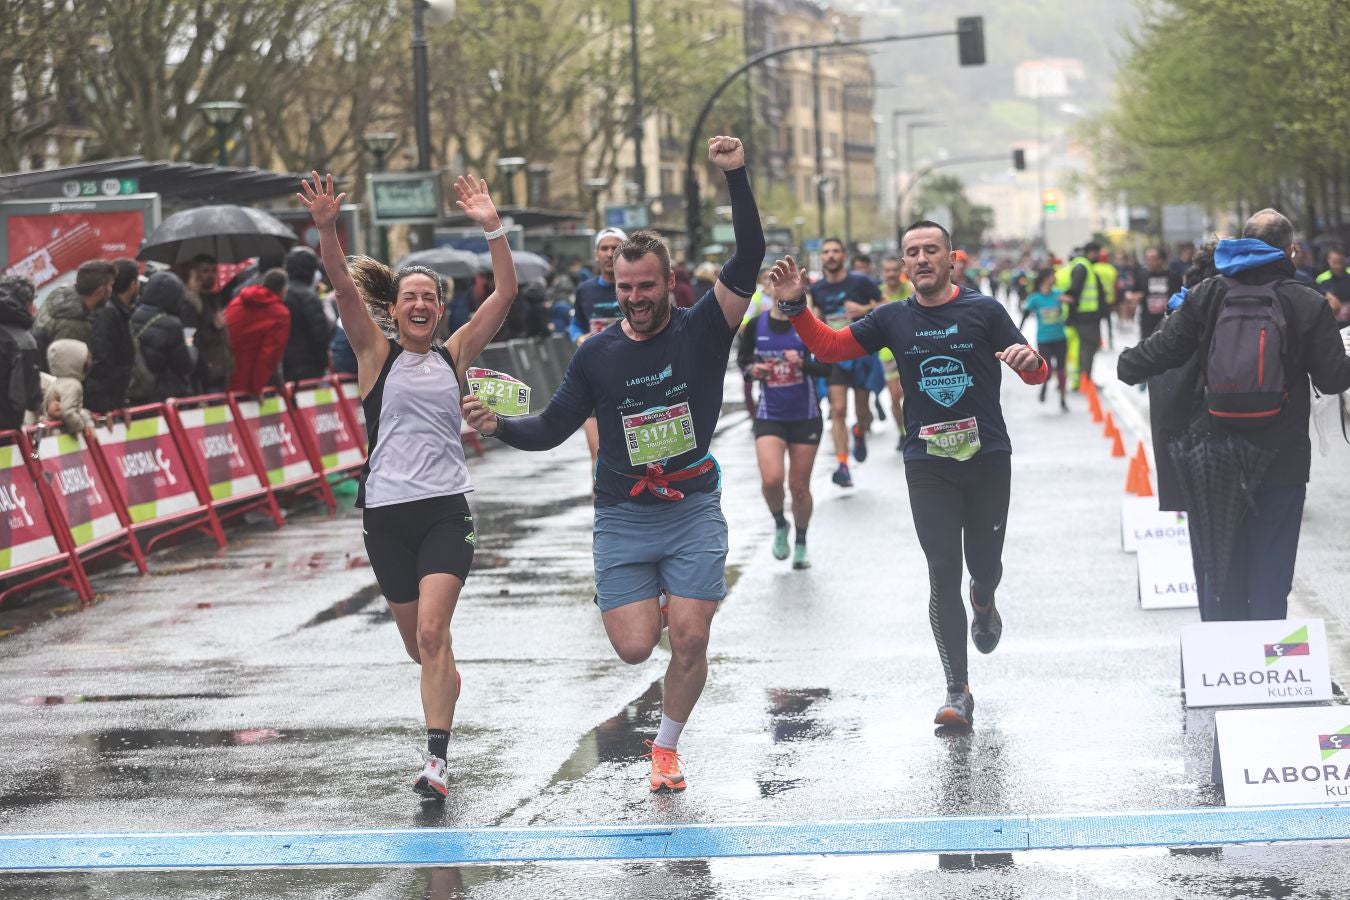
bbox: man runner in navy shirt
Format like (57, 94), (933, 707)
(462, 136), (764, 792)
(808, 237), (883, 487)
(569, 226), (627, 463)
(775, 220), (1047, 731)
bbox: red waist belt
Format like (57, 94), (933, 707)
(627, 458), (717, 501)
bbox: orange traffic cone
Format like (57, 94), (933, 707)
(1136, 468), (1154, 497)
(1134, 442), (1150, 479)
(1089, 391), (1103, 423)
(1110, 428), (1126, 458)
(1125, 455), (1141, 494)
(1102, 411), (1117, 439)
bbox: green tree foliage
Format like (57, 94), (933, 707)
(1092, 0), (1350, 237)
(913, 175), (994, 250)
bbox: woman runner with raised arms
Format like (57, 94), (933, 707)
(299, 172), (517, 800)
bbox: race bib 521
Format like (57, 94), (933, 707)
(466, 367), (531, 417)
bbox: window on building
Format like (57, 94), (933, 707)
(783, 127), (794, 156)
(830, 133), (839, 158)
(801, 127), (811, 155)
(828, 87), (839, 111)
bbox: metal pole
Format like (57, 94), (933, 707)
(374, 150), (391, 263)
(812, 48), (825, 237)
(214, 125), (229, 167)
(629, 0), (646, 203)
(683, 28), (960, 253)
(411, 0), (434, 249)
(842, 85), (852, 245)
(1037, 91), (1047, 252)
(742, 0), (754, 171)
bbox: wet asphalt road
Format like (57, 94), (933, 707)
(3, 346), (1350, 897)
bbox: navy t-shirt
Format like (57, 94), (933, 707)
(570, 277), (621, 340)
(549, 290), (735, 505)
(808, 273), (882, 328)
(851, 287), (1030, 462)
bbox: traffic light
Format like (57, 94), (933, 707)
(957, 17), (985, 66)
(1042, 190), (1059, 213)
(1012, 149), (1026, 171)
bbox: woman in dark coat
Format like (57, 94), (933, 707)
(130, 272), (197, 402)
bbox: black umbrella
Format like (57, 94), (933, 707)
(138, 205), (297, 265)
(1167, 432), (1277, 599)
(477, 249), (551, 284)
(395, 247), (480, 281)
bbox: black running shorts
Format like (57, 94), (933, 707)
(752, 417), (824, 445)
(362, 493), (476, 603)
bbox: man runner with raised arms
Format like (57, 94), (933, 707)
(462, 136), (763, 791)
(810, 237), (883, 487)
(570, 226), (627, 463)
(772, 221), (1047, 731)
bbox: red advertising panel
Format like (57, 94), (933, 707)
(166, 396), (283, 528)
(5, 209), (146, 289)
(288, 382), (364, 475)
(335, 375), (368, 451)
(30, 428), (146, 574)
(92, 406), (226, 551)
(232, 391), (333, 512)
(0, 431), (91, 606)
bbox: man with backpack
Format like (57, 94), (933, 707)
(1118, 209), (1350, 620)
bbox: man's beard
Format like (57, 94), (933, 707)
(621, 289), (672, 335)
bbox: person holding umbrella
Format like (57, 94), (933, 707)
(1119, 209), (1350, 620)
(298, 171), (517, 801)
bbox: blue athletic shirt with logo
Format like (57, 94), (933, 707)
(544, 290), (735, 505)
(569, 276), (622, 341)
(808, 272), (882, 326)
(1024, 290), (1067, 343)
(850, 287), (1030, 462)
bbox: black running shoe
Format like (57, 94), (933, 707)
(934, 685), (974, 728)
(969, 583), (1002, 654)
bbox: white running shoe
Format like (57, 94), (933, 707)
(413, 750), (449, 799)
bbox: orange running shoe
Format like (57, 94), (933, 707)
(642, 739), (686, 792)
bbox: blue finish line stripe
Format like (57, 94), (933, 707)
(4, 804), (1350, 871)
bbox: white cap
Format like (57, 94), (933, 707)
(594, 227), (628, 249)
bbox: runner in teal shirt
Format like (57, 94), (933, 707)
(1021, 269), (1068, 410)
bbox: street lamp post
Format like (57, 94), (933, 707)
(585, 177), (610, 232)
(360, 131), (397, 262)
(628, 0), (646, 203)
(683, 17), (984, 254)
(895, 120), (941, 230)
(495, 157), (526, 207)
(197, 101), (246, 167)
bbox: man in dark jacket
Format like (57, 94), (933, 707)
(282, 247), (332, 382)
(131, 272), (197, 402)
(31, 259), (115, 364)
(1119, 209), (1350, 621)
(85, 258), (140, 412)
(0, 276), (43, 430)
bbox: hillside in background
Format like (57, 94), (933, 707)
(844, 0), (1139, 191)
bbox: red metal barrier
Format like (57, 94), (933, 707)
(89, 405), (227, 553)
(333, 374), (367, 452)
(288, 378), (364, 482)
(25, 424), (148, 578)
(0, 430), (92, 607)
(229, 389), (334, 513)
(164, 395), (283, 528)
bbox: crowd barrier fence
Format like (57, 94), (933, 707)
(0, 335), (574, 608)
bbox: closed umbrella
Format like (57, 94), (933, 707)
(478, 249), (550, 284)
(137, 205), (297, 265)
(1167, 432), (1277, 600)
(395, 247), (480, 281)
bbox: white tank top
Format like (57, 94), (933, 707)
(363, 348), (472, 507)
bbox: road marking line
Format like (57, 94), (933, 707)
(3, 804), (1350, 870)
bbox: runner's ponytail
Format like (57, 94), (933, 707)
(348, 255), (397, 318)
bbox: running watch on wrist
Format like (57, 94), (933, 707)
(486, 413), (506, 439)
(777, 295), (808, 318)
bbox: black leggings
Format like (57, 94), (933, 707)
(1039, 339), (1068, 393)
(905, 452), (1011, 690)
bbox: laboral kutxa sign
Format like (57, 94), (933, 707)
(1215, 706), (1350, 806)
(1181, 619), (1332, 707)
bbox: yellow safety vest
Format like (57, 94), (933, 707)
(1055, 256), (1100, 314)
